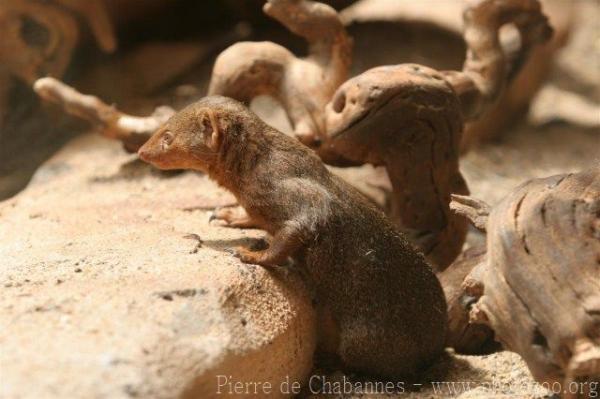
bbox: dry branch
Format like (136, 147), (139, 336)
(34, 77), (174, 152)
(450, 194), (491, 232)
(208, 0), (352, 146)
(341, 0), (574, 150)
(0, 0), (116, 84)
(0, 0), (116, 127)
(442, 0), (552, 120)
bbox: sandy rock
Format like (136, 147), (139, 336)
(0, 134), (317, 399)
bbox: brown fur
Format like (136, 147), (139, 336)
(138, 96), (448, 379)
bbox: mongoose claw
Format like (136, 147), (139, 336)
(209, 207), (230, 225)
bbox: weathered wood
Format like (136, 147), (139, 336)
(323, 63), (469, 270)
(342, 0), (575, 150)
(33, 77), (174, 153)
(0, 0), (116, 85)
(439, 246), (497, 354)
(450, 194), (491, 232)
(463, 166), (600, 397)
(0, 0), (77, 86)
(208, 0), (352, 146)
(321, 0), (551, 269)
(0, 0), (116, 128)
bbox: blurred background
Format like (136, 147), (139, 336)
(0, 0), (598, 201)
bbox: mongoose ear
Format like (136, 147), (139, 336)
(201, 110), (221, 152)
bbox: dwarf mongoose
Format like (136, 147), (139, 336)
(138, 96), (448, 379)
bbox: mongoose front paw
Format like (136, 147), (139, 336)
(209, 207), (235, 225)
(209, 206), (256, 228)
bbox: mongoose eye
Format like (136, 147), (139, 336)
(161, 131), (174, 150)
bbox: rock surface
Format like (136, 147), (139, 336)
(0, 134), (317, 399)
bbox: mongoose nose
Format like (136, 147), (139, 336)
(137, 147), (149, 161)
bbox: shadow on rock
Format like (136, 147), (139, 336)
(89, 158), (185, 183)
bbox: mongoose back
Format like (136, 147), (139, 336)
(138, 96), (448, 379)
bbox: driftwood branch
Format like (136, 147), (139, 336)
(323, 64), (469, 270)
(439, 246), (497, 354)
(34, 77), (174, 152)
(466, 167), (600, 396)
(342, 0), (574, 151)
(442, 0), (552, 120)
(450, 194), (491, 232)
(0, 0), (116, 127)
(316, 0), (551, 270)
(208, 0), (352, 146)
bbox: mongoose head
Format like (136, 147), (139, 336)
(138, 96), (247, 171)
